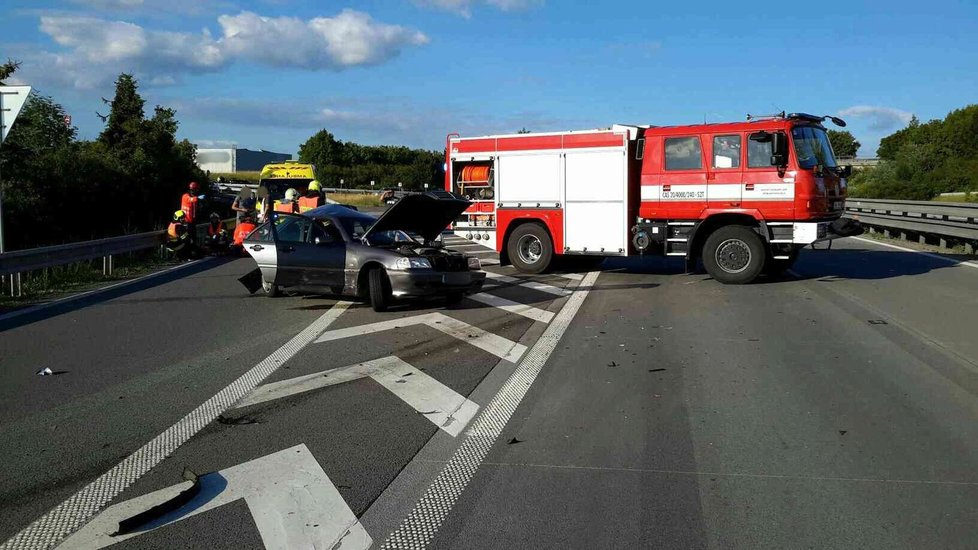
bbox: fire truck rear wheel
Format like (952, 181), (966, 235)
(508, 223), (553, 274)
(703, 225), (766, 284)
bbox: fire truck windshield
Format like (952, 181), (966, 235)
(791, 126), (838, 169)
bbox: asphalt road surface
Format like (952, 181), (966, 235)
(1, 235), (976, 549)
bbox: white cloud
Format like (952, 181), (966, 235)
(837, 106), (914, 132)
(174, 96), (598, 149)
(415, 0), (543, 17)
(69, 0), (145, 8)
(218, 10), (428, 69)
(26, 10), (428, 90)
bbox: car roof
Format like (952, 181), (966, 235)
(304, 204), (376, 223)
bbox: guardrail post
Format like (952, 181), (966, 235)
(16, 272), (22, 297)
(919, 235), (927, 245)
(939, 238), (948, 249)
(103, 256), (108, 276)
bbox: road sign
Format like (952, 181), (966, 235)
(0, 86), (31, 143)
(57, 444), (371, 549)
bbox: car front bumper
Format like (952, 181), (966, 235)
(388, 270), (487, 298)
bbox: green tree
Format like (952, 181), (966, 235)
(0, 59), (21, 85)
(298, 129), (342, 172)
(98, 74), (146, 150)
(827, 130), (860, 158)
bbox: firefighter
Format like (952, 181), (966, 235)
(299, 180), (323, 212)
(181, 181), (205, 244)
(233, 211), (258, 250)
(275, 188), (300, 214)
(206, 212), (229, 254)
(166, 210), (195, 260)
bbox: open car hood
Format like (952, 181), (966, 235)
(363, 190), (471, 243)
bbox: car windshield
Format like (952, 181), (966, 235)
(791, 126), (838, 169)
(339, 216), (415, 246)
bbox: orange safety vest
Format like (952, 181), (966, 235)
(208, 221), (225, 236)
(274, 200), (299, 214)
(234, 222), (256, 246)
(298, 195), (322, 212)
(181, 193), (198, 223)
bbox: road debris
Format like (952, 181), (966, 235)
(113, 469), (201, 536)
(36, 367), (53, 376)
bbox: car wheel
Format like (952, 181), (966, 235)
(261, 278), (280, 297)
(445, 291), (464, 305)
(702, 225), (766, 284)
(508, 223), (553, 274)
(368, 268), (391, 312)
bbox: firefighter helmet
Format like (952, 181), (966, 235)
(189, 181), (200, 192)
(173, 210), (186, 220)
(285, 188), (298, 201)
(308, 180), (321, 192)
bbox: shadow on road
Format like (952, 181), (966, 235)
(0, 258), (233, 332)
(778, 247), (963, 283)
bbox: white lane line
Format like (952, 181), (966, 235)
(483, 271), (571, 297)
(235, 356), (479, 437)
(315, 312), (526, 363)
(57, 444), (370, 550)
(850, 236), (978, 271)
(466, 292), (555, 323)
(380, 271), (600, 549)
(480, 259), (500, 266)
(552, 272), (585, 281)
(1, 302), (351, 550)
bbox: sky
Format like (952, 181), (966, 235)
(2, 0), (976, 157)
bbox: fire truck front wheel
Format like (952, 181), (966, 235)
(702, 225), (766, 284)
(508, 223), (553, 274)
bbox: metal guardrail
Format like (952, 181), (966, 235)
(0, 220), (232, 296)
(845, 198), (978, 252)
(0, 230), (166, 277)
(219, 183), (376, 195)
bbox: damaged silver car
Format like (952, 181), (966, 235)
(240, 190), (486, 311)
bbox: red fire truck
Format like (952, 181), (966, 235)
(444, 112), (861, 284)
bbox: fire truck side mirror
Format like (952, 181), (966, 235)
(770, 132), (788, 167)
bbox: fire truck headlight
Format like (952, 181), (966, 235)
(467, 257), (482, 270)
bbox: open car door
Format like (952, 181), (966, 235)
(242, 221), (277, 291)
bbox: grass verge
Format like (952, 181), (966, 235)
(326, 192), (383, 208)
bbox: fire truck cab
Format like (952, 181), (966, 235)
(445, 113), (859, 284)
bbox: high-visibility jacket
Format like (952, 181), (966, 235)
(181, 193), (199, 223)
(167, 222), (181, 240)
(298, 195), (322, 213)
(274, 200), (298, 214)
(234, 221), (257, 246)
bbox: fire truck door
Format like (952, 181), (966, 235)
(564, 150), (628, 255)
(660, 135), (708, 218)
(708, 133), (744, 207)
